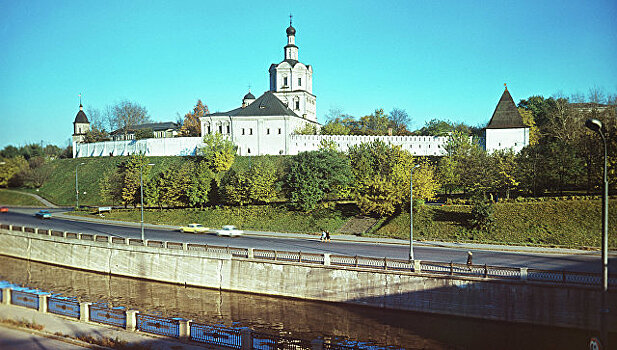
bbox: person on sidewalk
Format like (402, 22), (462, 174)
(320, 230), (327, 242)
(466, 251), (473, 269)
(325, 230), (331, 242)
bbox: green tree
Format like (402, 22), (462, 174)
(294, 123), (318, 135)
(99, 168), (123, 206)
(518, 108), (539, 146)
(187, 161), (214, 208)
(470, 196), (495, 232)
(199, 133), (237, 172)
(0, 156), (28, 187)
(412, 159), (440, 202)
(286, 149), (354, 211)
(120, 155), (148, 208)
(0, 145), (20, 158)
(135, 128), (154, 140)
(490, 150), (519, 199)
(348, 141), (413, 216)
(320, 117), (351, 135)
(416, 119), (454, 136)
(358, 109), (391, 135)
(83, 127), (110, 143)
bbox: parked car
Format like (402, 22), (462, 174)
(35, 210), (52, 219)
(0, 206), (8, 213)
(215, 225), (243, 237)
(180, 223), (210, 233)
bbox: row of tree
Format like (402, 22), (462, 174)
(99, 137), (441, 216)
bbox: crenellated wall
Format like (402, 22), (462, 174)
(74, 134), (453, 157)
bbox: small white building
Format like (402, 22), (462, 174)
(72, 103), (90, 143)
(484, 86), (529, 153)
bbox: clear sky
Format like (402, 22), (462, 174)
(1, 0), (616, 148)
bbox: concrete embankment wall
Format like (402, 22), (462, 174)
(0, 228), (614, 331)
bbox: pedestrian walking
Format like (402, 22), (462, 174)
(325, 230), (331, 242)
(320, 230), (327, 242)
(466, 251), (473, 267)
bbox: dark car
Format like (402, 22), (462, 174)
(35, 210), (52, 219)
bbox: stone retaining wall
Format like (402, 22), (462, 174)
(0, 228), (614, 331)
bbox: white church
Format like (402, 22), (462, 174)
(73, 21), (528, 158)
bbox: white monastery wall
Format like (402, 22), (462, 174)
(288, 135), (450, 156)
(74, 135), (450, 158)
(74, 137), (203, 158)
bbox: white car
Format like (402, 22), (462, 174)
(216, 225), (243, 237)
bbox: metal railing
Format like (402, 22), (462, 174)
(48, 296), (80, 319)
(89, 304), (127, 328)
(2, 224), (616, 288)
(190, 323), (243, 349)
(136, 313), (180, 338)
(1, 280), (385, 349)
(252, 331), (312, 350)
(10, 289), (39, 309)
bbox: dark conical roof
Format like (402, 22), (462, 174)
(486, 88), (525, 129)
(243, 91), (255, 100)
(73, 104), (89, 124)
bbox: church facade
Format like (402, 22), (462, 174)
(199, 21), (320, 156)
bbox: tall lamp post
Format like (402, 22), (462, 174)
(585, 118), (609, 349)
(409, 164), (420, 261)
(140, 163), (155, 243)
(75, 162), (85, 209)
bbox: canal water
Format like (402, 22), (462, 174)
(0, 255), (607, 349)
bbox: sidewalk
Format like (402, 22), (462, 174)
(0, 303), (209, 350)
(48, 210), (613, 257)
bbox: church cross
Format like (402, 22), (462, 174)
(289, 13), (293, 26)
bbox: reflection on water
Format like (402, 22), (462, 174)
(0, 255), (601, 350)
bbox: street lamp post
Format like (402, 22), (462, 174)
(140, 163), (155, 243)
(75, 162), (85, 210)
(585, 118), (609, 349)
(409, 164), (420, 261)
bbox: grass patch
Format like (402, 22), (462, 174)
(372, 199), (617, 249)
(0, 190), (44, 206)
(71, 204), (353, 234)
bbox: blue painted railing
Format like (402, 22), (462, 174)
(10, 289), (40, 309)
(89, 304), (127, 328)
(136, 313), (180, 338)
(190, 323), (242, 349)
(48, 296), (80, 319)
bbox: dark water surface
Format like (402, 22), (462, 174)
(0, 255), (607, 349)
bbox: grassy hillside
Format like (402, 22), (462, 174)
(35, 156), (290, 206)
(74, 204), (353, 234)
(0, 190), (44, 206)
(36, 156), (195, 206)
(30, 157), (617, 249)
(373, 199), (617, 248)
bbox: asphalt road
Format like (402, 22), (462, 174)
(1, 208), (614, 274)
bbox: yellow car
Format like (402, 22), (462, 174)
(180, 223), (210, 233)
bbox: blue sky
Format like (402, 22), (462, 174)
(1, 0), (616, 148)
